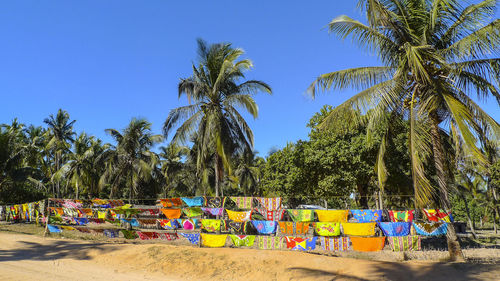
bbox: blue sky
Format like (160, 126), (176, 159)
(1, 1), (498, 156)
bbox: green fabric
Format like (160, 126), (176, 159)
(287, 209), (314, 222)
(229, 235), (256, 247)
(121, 229), (139, 239)
(201, 219), (221, 232)
(183, 207), (203, 217)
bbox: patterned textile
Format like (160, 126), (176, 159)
(177, 219), (198, 230)
(59, 226), (75, 231)
(341, 222), (376, 236)
(287, 209), (314, 222)
(137, 218), (158, 228)
(120, 218), (139, 227)
(388, 210), (415, 222)
(226, 210), (252, 222)
(47, 224), (62, 233)
(412, 222), (448, 236)
(319, 237), (351, 252)
(222, 220), (249, 234)
(158, 219), (179, 230)
(201, 207), (224, 216)
(103, 229), (119, 238)
(50, 207), (64, 216)
(315, 210), (349, 222)
(138, 208), (160, 217)
(284, 236), (318, 251)
(350, 209), (383, 222)
(255, 197), (282, 210)
(350, 237), (386, 252)
(74, 226), (92, 233)
(137, 231), (159, 240)
(182, 207), (203, 217)
(314, 222), (341, 236)
(388, 236), (421, 251)
(201, 219), (222, 232)
(180, 233), (200, 245)
(378, 222), (411, 237)
(255, 208), (285, 221)
(229, 235), (256, 247)
(158, 233), (179, 241)
(278, 222), (310, 235)
(257, 236), (283, 250)
(92, 199), (111, 208)
(158, 198), (183, 207)
(181, 197), (204, 207)
(160, 208), (182, 219)
(108, 200), (125, 208)
(62, 199), (83, 209)
(230, 197), (253, 209)
(251, 221), (278, 234)
(81, 208), (93, 217)
(97, 211), (107, 219)
(74, 217), (89, 226)
(203, 197), (227, 208)
(88, 218), (105, 224)
(422, 209), (454, 222)
(201, 233), (227, 247)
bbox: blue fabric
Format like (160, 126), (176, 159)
(251, 220), (278, 234)
(181, 197), (204, 207)
(47, 224), (62, 233)
(120, 218), (139, 227)
(103, 229), (119, 238)
(74, 218), (89, 226)
(350, 209), (383, 222)
(412, 222), (448, 236)
(180, 233), (200, 245)
(378, 222), (411, 236)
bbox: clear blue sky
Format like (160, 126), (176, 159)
(1, 1), (498, 156)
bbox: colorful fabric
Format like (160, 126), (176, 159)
(255, 208), (285, 221)
(201, 219), (222, 232)
(160, 208), (182, 219)
(137, 231), (159, 240)
(278, 221), (310, 235)
(388, 210), (414, 222)
(97, 211), (107, 219)
(103, 229), (119, 238)
(158, 198), (183, 207)
(138, 208), (160, 216)
(60, 225), (76, 231)
(388, 236), (421, 251)
(229, 235), (256, 247)
(81, 208), (93, 217)
(177, 219), (198, 230)
(284, 236), (318, 251)
(257, 236), (283, 250)
(120, 218), (139, 227)
(182, 207), (203, 217)
(251, 220), (278, 234)
(341, 222), (376, 236)
(412, 222), (448, 236)
(62, 199), (83, 209)
(315, 210), (349, 222)
(378, 222), (411, 237)
(74, 217), (89, 225)
(350, 237), (386, 252)
(47, 224), (62, 233)
(121, 229), (139, 239)
(203, 197), (227, 208)
(223, 220), (249, 234)
(229, 197), (253, 209)
(180, 233), (200, 245)
(287, 209), (314, 222)
(226, 210), (252, 222)
(88, 218), (105, 224)
(350, 209), (383, 222)
(157, 233), (179, 241)
(181, 197), (204, 207)
(158, 219), (179, 230)
(422, 209), (454, 222)
(201, 233), (227, 247)
(319, 237), (351, 252)
(255, 197), (282, 210)
(314, 222), (341, 236)
(201, 207), (224, 216)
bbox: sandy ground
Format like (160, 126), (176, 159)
(0, 232), (499, 281)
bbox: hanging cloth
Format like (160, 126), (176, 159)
(180, 233), (200, 245)
(287, 209), (314, 222)
(158, 219), (179, 230)
(314, 222), (341, 236)
(255, 197), (282, 210)
(319, 237), (351, 252)
(201, 233), (228, 248)
(137, 231), (159, 240)
(422, 209), (454, 222)
(284, 237), (318, 251)
(158, 198), (183, 207)
(378, 222), (411, 236)
(350, 237), (386, 252)
(182, 207), (203, 217)
(226, 210), (252, 222)
(176, 219), (198, 230)
(341, 222), (376, 236)
(412, 222), (448, 236)
(388, 210), (414, 222)
(181, 197), (204, 207)
(257, 236), (283, 250)
(255, 208), (285, 221)
(229, 235), (256, 247)
(222, 220), (249, 234)
(388, 235), (421, 251)
(350, 209), (383, 222)
(278, 221), (310, 235)
(201, 208), (224, 216)
(160, 208), (182, 219)
(251, 220), (278, 234)
(47, 224), (62, 233)
(229, 197), (254, 209)
(315, 210), (349, 222)
(157, 233), (179, 241)
(203, 197), (227, 208)
(200, 219), (222, 232)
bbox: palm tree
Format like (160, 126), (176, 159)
(235, 150), (263, 196)
(159, 143), (190, 197)
(309, 0), (500, 261)
(164, 39), (272, 197)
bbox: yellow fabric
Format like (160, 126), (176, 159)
(341, 222), (376, 236)
(60, 226), (75, 231)
(98, 211), (107, 219)
(201, 233), (228, 248)
(315, 210), (348, 222)
(226, 210), (252, 222)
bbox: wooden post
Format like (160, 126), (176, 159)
(43, 198), (50, 237)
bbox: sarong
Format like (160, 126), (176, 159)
(278, 221), (310, 235)
(137, 218), (158, 228)
(319, 237), (351, 251)
(121, 229), (139, 239)
(422, 209), (453, 222)
(103, 229), (119, 238)
(222, 220), (249, 234)
(315, 210), (348, 222)
(412, 222), (448, 236)
(160, 208), (182, 219)
(201, 207), (224, 216)
(177, 219), (198, 230)
(229, 235), (256, 247)
(378, 222), (411, 236)
(74, 217), (89, 225)
(180, 233), (200, 245)
(314, 222), (341, 236)
(287, 209), (314, 222)
(158, 219), (179, 230)
(201, 233), (227, 247)
(257, 236), (283, 250)
(350, 236), (386, 252)
(201, 219), (221, 232)
(350, 209), (383, 222)
(255, 197), (282, 210)
(229, 197), (253, 209)
(226, 210), (252, 222)
(181, 197), (204, 207)
(137, 231), (159, 240)
(120, 218), (139, 227)
(251, 220), (278, 234)
(341, 222), (376, 236)
(388, 210), (414, 222)
(388, 236), (421, 251)
(284, 236), (318, 251)
(203, 197), (227, 208)
(255, 208), (285, 221)
(158, 198), (183, 207)
(157, 233), (179, 240)
(182, 207), (203, 217)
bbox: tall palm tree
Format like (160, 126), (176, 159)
(235, 150), (262, 196)
(159, 143), (190, 197)
(309, 0), (500, 261)
(164, 39), (272, 197)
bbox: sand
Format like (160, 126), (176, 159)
(0, 232), (498, 281)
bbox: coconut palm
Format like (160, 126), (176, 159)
(163, 39), (272, 197)
(159, 143), (190, 196)
(309, 0), (500, 260)
(235, 150), (263, 196)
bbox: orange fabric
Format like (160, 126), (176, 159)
(160, 208), (182, 219)
(350, 237), (386, 252)
(50, 207), (64, 216)
(81, 208), (93, 217)
(159, 198), (183, 207)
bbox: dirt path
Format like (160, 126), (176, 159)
(0, 232), (498, 281)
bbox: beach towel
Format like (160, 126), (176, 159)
(255, 197), (282, 210)
(180, 233), (200, 245)
(287, 209), (314, 222)
(255, 208), (285, 221)
(388, 210), (414, 222)
(157, 233), (179, 241)
(201, 219), (222, 232)
(103, 229), (119, 238)
(203, 197), (227, 208)
(284, 236), (318, 251)
(412, 222), (448, 236)
(182, 207), (203, 217)
(201, 233), (227, 247)
(350, 236), (386, 252)
(160, 208), (182, 219)
(158, 198), (183, 207)
(388, 236), (421, 251)
(229, 197), (254, 209)
(158, 219), (179, 230)
(201, 207), (224, 216)
(422, 209), (453, 222)
(226, 210), (252, 222)
(314, 222), (341, 236)
(257, 236), (283, 250)
(137, 231), (159, 240)
(251, 220), (278, 234)
(223, 220), (249, 234)
(177, 219), (198, 230)
(278, 221), (310, 235)
(181, 197), (204, 207)
(378, 222), (411, 236)
(341, 222), (376, 236)
(350, 209), (383, 222)
(229, 235), (256, 247)
(319, 237), (351, 252)
(315, 210), (349, 222)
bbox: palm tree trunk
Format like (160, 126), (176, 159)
(430, 114), (464, 261)
(214, 154), (221, 197)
